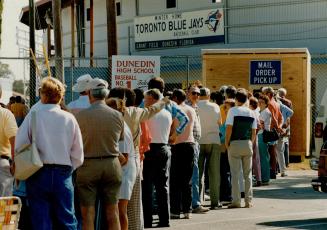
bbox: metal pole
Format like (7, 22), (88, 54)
(90, 0), (94, 67)
(71, 0), (75, 67)
(29, 0), (36, 106)
(186, 56), (190, 89)
(128, 26), (131, 55)
(52, 0), (64, 82)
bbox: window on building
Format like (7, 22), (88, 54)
(167, 0), (176, 8)
(86, 8), (90, 21)
(116, 2), (121, 16)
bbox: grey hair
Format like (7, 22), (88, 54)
(144, 88), (161, 100)
(278, 88), (287, 97)
(91, 88), (109, 99)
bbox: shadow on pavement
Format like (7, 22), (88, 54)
(257, 218), (327, 229)
(253, 174), (327, 200)
(254, 185), (327, 200)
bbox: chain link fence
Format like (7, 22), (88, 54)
(1, 55), (327, 148)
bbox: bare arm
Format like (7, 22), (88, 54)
(225, 125), (232, 149)
(9, 136), (15, 160)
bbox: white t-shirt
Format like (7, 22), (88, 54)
(119, 122), (136, 159)
(226, 106), (257, 129)
(146, 109), (172, 144)
(197, 100), (221, 144)
(259, 108), (272, 132)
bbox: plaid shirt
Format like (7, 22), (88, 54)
(186, 100), (201, 142)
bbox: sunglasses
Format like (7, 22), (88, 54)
(192, 92), (200, 96)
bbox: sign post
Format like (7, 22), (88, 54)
(111, 56), (160, 90)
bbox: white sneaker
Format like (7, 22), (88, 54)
(184, 213), (192, 219)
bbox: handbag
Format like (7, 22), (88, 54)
(14, 111), (43, 180)
(262, 128), (280, 143)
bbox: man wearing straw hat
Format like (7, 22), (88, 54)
(67, 74), (93, 115)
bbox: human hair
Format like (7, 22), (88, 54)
(172, 89), (186, 103)
(148, 77), (165, 93)
(9, 96), (15, 103)
(108, 87), (136, 107)
(90, 88), (108, 100)
(106, 97), (125, 113)
(262, 86), (274, 96)
(133, 88), (144, 106)
(164, 90), (173, 98)
(278, 88), (287, 97)
(249, 97), (258, 109)
(15, 96), (22, 103)
(258, 94), (269, 106)
(200, 87), (210, 97)
(145, 89), (161, 101)
(224, 98), (235, 107)
(235, 88), (248, 104)
(213, 91), (225, 105)
(225, 85), (237, 99)
(40, 78), (65, 104)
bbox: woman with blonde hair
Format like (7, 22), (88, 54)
(15, 77), (84, 229)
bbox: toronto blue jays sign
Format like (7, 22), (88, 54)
(134, 9), (225, 50)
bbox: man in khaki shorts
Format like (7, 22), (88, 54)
(76, 78), (124, 230)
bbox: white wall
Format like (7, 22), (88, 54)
(59, 0), (327, 58)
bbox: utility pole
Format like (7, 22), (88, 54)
(71, 0), (75, 67)
(52, 0), (64, 82)
(29, 0), (36, 106)
(90, 0), (94, 67)
(106, 0), (117, 57)
(106, 0), (117, 86)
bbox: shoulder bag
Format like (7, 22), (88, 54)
(262, 128), (280, 143)
(14, 111), (43, 180)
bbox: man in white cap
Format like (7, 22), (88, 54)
(75, 78), (124, 230)
(68, 74), (93, 115)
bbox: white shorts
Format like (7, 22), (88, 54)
(119, 157), (137, 200)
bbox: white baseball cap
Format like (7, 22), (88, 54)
(72, 74), (93, 92)
(87, 78), (109, 90)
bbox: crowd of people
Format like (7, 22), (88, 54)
(0, 74), (294, 230)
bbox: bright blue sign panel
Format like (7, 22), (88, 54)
(250, 61), (281, 85)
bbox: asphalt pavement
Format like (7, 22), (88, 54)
(152, 169), (327, 230)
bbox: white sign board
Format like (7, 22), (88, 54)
(134, 9), (224, 49)
(111, 56), (160, 90)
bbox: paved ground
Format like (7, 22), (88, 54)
(152, 168), (327, 230)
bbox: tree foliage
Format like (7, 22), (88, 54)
(0, 62), (12, 78)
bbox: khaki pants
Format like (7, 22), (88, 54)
(199, 144), (221, 206)
(228, 140), (253, 205)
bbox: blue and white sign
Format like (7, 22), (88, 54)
(250, 60), (282, 85)
(134, 9), (224, 50)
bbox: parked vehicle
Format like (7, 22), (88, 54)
(311, 141), (327, 192)
(310, 90), (327, 170)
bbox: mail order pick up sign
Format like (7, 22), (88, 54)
(250, 60), (281, 85)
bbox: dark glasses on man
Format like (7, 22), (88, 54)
(192, 92), (200, 96)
